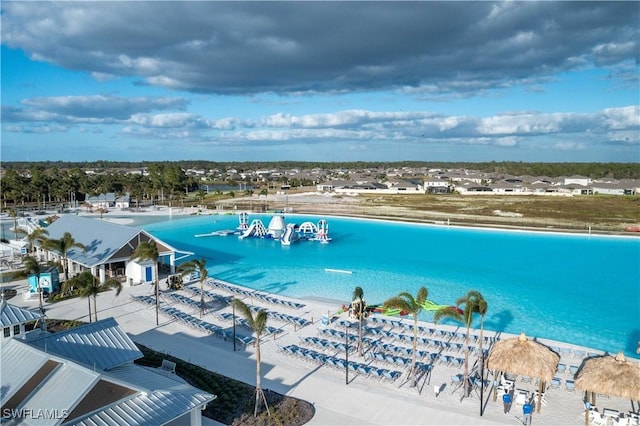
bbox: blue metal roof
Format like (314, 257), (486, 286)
(28, 318), (143, 371)
(43, 215), (146, 268)
(0, 296), (43, 327)
(2, 339), (215, 426)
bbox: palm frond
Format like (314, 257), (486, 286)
(352, 286), (364, 301)
(416, 286), (428, 304)
(253, 310), (268, 336)
(433, 305), (463, 324)
(382, 296), (411, 313)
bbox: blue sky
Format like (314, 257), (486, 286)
(1, 1), (638, 163)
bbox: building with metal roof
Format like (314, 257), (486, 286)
(1, 318), (216, 425)
(27, 318), (143, 371)
(0, 295), (43, 342)
(36, 215), (192, 286)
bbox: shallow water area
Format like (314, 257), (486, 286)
(139, 213), (640, 358)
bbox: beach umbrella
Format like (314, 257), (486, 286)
(575, 351), (640, 401)
(486, 333), (560, 413)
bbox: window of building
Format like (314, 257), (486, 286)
(13, 325), (20, 336)
(3, 327), (10, 338)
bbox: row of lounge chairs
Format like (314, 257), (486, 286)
(361, 326), (489, 358)
(550, 344), (604, 360)
(300, 336), (353, 353)
(206, 279), (305, 309)
(184, 285), (232, 304)
(217, 311), (284, 336)
(319, 326), (467, 371)
(131, 295), (256, 347)
(159, 306), (229, 340)
(367, 317), (499, 345)
(281, 344), (402, 382)
(366, 351), (433, 373)
(319, 327), (358, 342)
(267, 310), (311, 329)
(164, 292), (202, 310)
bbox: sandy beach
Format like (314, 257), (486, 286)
(3, 203), (637, 425)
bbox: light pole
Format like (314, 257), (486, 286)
(232, 299), (237, 352)
(480, 349), (485, 416)
(345, 322), (349, 385)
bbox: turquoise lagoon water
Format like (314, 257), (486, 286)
(141, 214), (640, 358)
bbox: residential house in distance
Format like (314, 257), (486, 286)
(84, 192), (130, 210)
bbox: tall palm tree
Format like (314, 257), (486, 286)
(177, 258), (208, 317)
(231, 298), (271, 417)
(129, 241), (160, 325)
(23, 256), (44, 315)
(352, 286), (366, 357)
(382, 286), (428, 387)
(64, 271), (122, 322)
(476, 294), (489, 415)
(434, 290), (486, 398)
(43, 232), (87, 281)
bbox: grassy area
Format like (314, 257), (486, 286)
(134, 344), (314, 426)
(283, 194), (640, 233)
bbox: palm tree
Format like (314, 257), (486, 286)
(23, 256), (44, 315)
(177, 258), (208, 317)
(129, 241), (160, 325)
(476, 294), (489, 415)
(27, 227), (49, 255)
(382, 286), (428, 387)
(434, 290), (486, 398)
(352, 286), (366, 356)
(231, 298), (271, 417)
(65, 271), (122, 322)
(196, 189), (207, 206)
(43, 232), (87, 281)
(7, 208), (19, 239)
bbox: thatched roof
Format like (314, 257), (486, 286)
(575, 352), (640, 401)
(486, 333), (560, 382)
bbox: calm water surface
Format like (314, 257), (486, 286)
(140, 213), (640, 357)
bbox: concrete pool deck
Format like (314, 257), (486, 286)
(5, 274), (636, 426)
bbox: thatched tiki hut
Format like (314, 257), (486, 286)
(486, 333), (560, 413)
(575, 352), (640, 425)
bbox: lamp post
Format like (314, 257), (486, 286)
(480, 350), (485, 415)
(232, 299), (237, 352)
(345, 321), (349, 385)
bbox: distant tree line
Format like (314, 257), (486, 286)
(2, 161), (639, 208)
(0, 163), (199, 208)
(3, 160), (639, 179)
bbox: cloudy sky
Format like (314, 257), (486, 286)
(1, 1), (638, 163)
